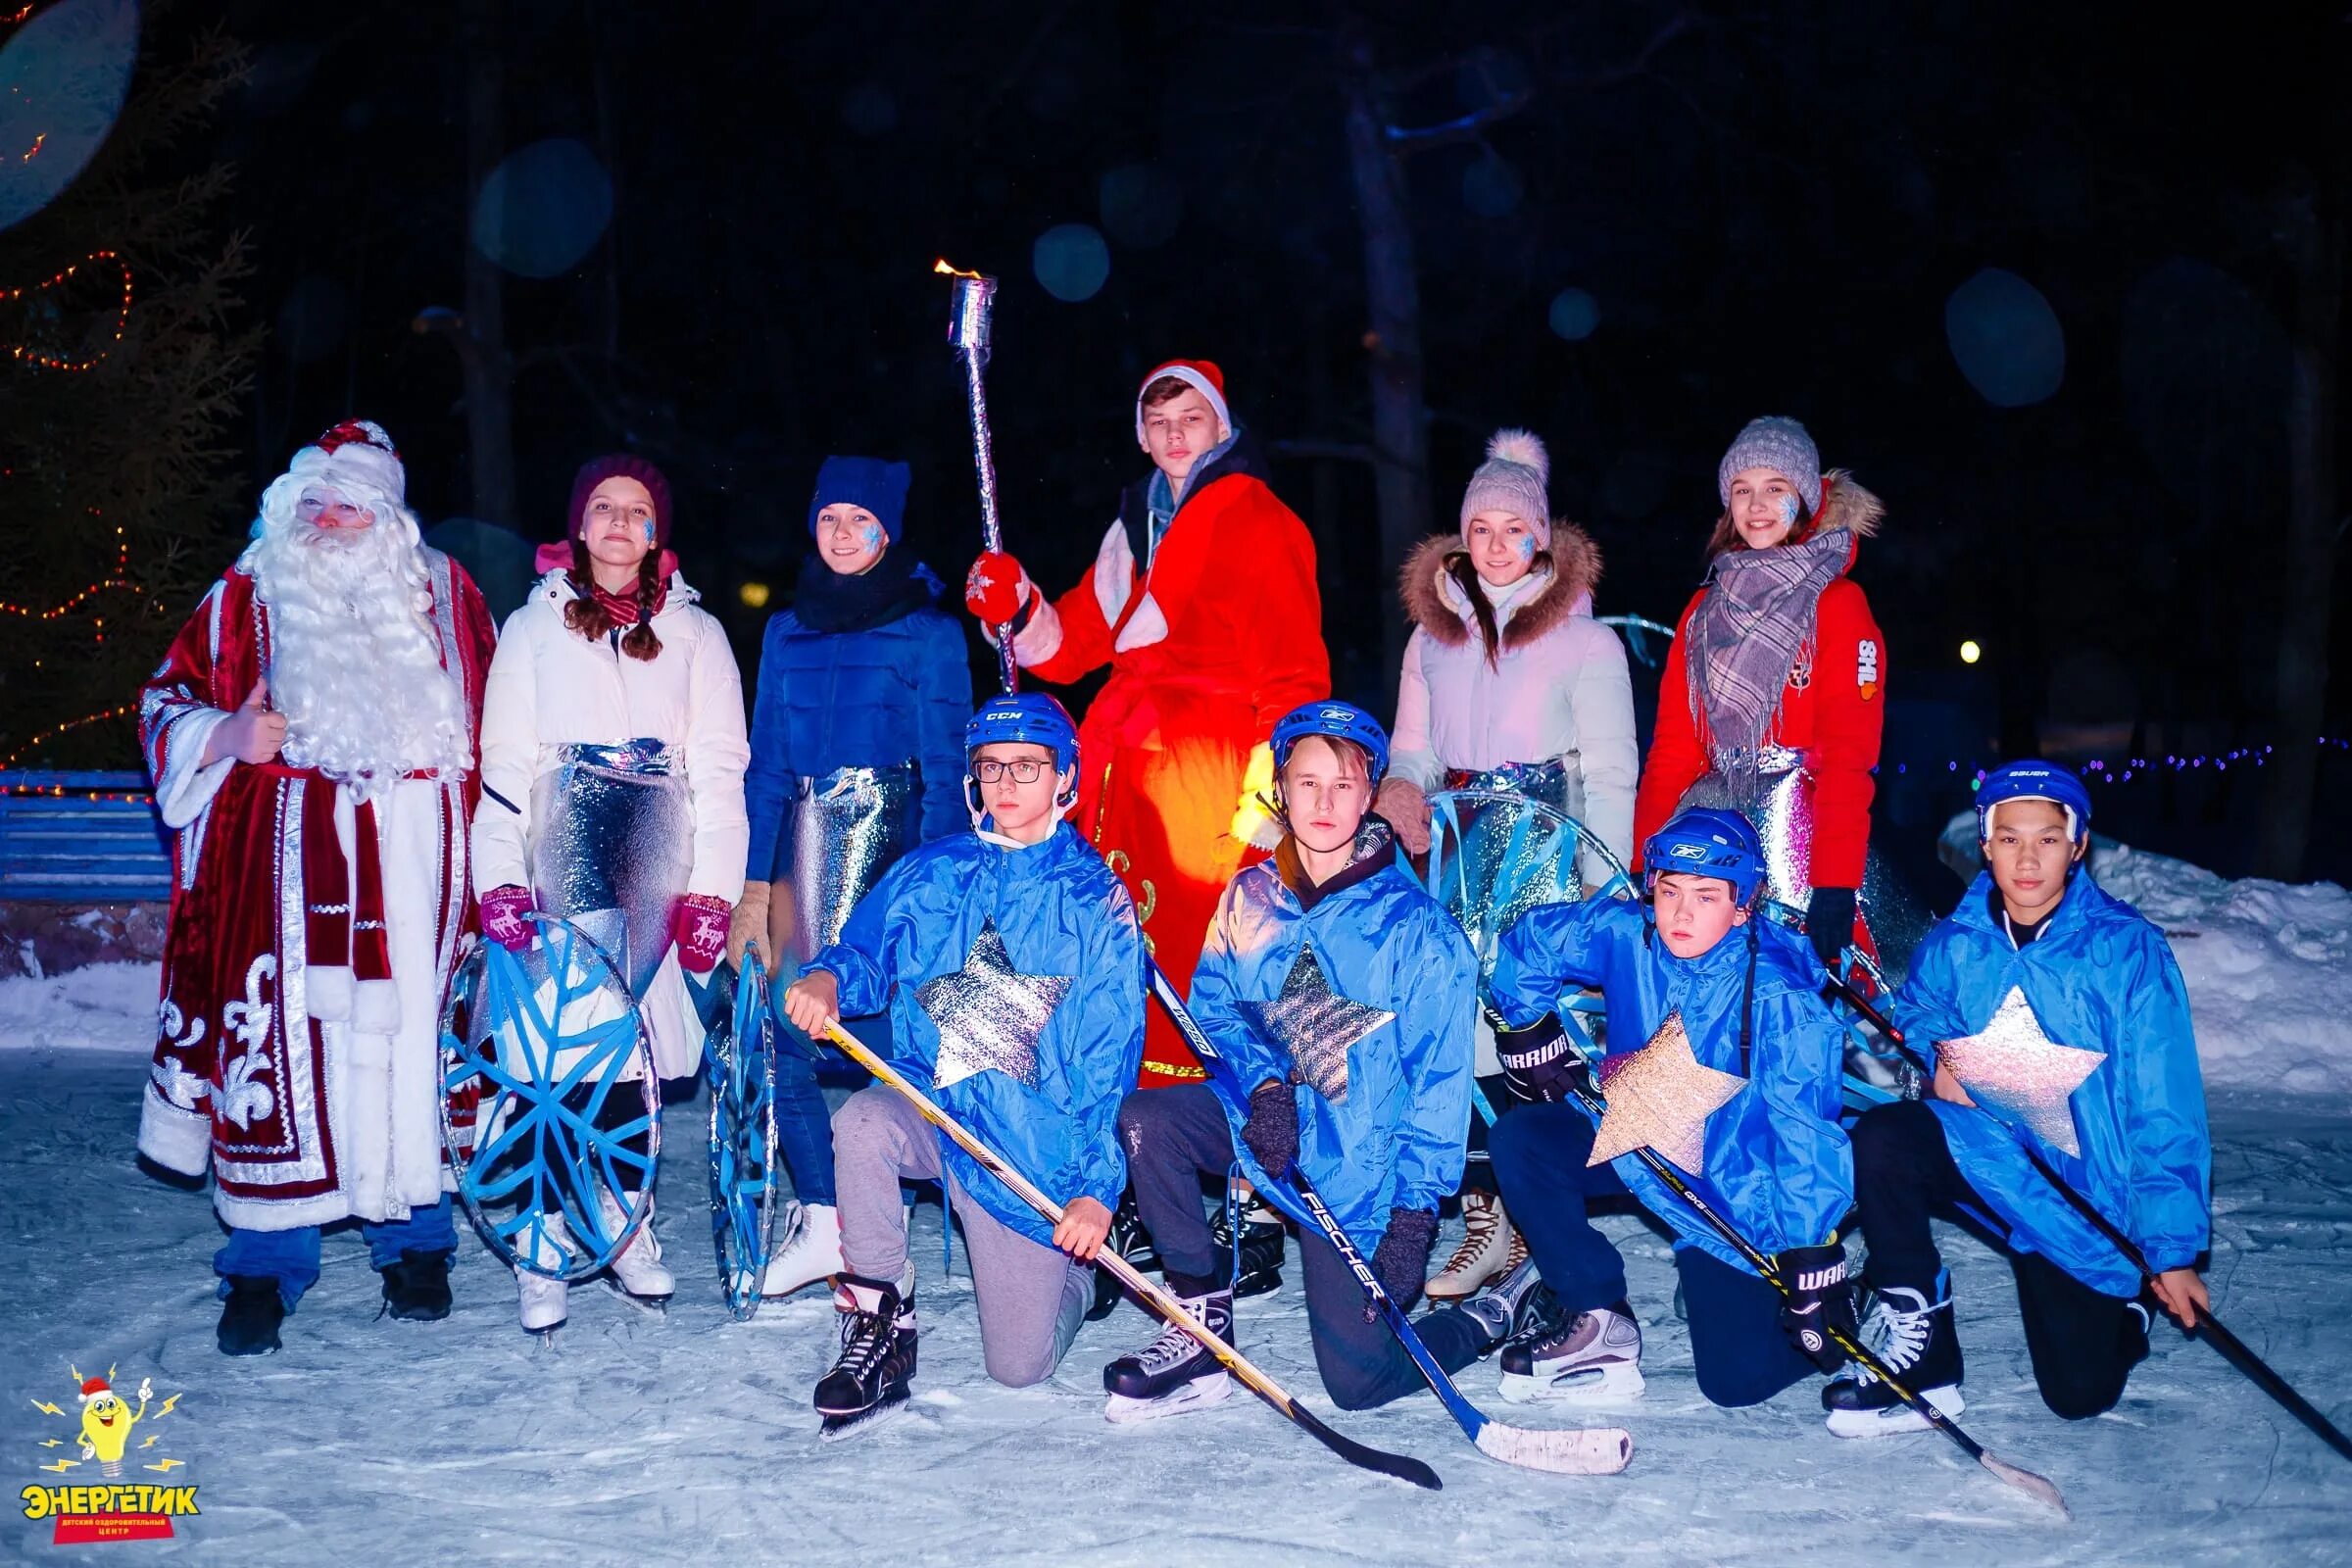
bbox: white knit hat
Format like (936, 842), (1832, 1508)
(1716, 416), (1820, 508)
(1460, 428), (1551, 549)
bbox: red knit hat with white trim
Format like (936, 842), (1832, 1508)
(1134, 360), (1230, 448)
(288, 419), (406, 506)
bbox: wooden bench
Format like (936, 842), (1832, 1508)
(0, 770), (172, 903)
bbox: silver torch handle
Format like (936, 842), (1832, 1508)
(941, 261), (1019, 696)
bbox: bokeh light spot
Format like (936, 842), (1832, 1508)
(1099, 163), (1183, 250)
(1461, 152), (1523, 218)
(471, 137), (613, 280)
(1032, 223), (1109, 303)
(1548, 288), (1600, 342)
(1944, 267), (2065, 408)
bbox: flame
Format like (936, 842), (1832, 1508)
(934, 259), (985, 280)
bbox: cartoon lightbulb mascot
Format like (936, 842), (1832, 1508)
(76, 1376), (152, 1477)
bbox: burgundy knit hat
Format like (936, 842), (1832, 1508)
(567, 454), (672, 546)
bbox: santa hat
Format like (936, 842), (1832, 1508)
(567, 454), (673, 548)
(1460, 428), (1553, 550)
(77, 1377), (112, 1403)
(1134, 360), (1230, 447)
(286, 419), (406, 507)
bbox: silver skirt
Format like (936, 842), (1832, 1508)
(528, 739), (693, 1001)
(788, 761), (920, 965)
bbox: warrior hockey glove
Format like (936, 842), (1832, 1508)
(1775, 1239), (1858, 1374)
(1366, 1207), (1440, 1320)
(1240, 1079), (1299, 1180)
(1495, 1013), (1590, 1105)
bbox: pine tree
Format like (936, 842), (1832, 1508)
(0, 6), (254, 771)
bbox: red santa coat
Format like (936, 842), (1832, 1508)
(1012, 434), (1329, 1082)
(136, 553), (496, 1230)
(1634, 477), (1886, 893)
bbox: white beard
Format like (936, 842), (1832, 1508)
(242, 483), (471, 796)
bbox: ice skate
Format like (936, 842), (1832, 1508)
(1102, 1284), (1234, 1424)
(815, 1273), (919, 1441)
(1823, 1276), (1964, 1438)
(597, 1189), (674, 1308)
(1426, 1190), (1523, 1301)
(1210, 1194), (1285, 1298)
(1498, 1298), (1645, 1404)
(761, 1201), (844, 1298)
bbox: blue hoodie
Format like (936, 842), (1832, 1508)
(808, 821), (1144, 1247)
(1491, 897), (1852, 1272)
(1190, 822), (1479, 1253)
(1901, 871), (2210, 1297)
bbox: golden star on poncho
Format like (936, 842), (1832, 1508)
(1586, 1009), (1748, 1174)
(1237, 941), (1396, 1102)
(1936, 985), (2105, 1157)
(916, 918), (1071, 1093)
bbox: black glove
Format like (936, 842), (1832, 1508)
(1240, 1079), (1299, 1179)
(1365, 1206), (1440, 1320)
(1495, 1013), (1591, 1105)
(1807, 886), (1858, 975)
(1775, 1239), (1858, 1374)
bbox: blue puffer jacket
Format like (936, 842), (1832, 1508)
(1192, 823), (1478, 1254)
(1901, 871), (2210, 1298)
(809, 822), (1144, 1248)
(1492, 898), (1851, 1272)
(743, 559), (973, 880)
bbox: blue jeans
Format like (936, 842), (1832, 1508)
(1490, 1101), (1814, 1408)
(215, 1198), (458, 1310)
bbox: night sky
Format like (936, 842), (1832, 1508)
(66, 2), (2352, 880)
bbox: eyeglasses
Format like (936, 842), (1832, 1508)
(972, 759), (1052, 784)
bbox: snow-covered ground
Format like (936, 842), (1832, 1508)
(4, 850), (2350, 1564)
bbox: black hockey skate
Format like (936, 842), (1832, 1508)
(1102, 1280), (1234, 1423)
(378, 1249), (455, 1322)
(815, 1274), (918, 1441)
(217, 1275), (285, 1356)
(1822, 1274), (1965, 1438)
(1210, 1193), (1285, 1298)
(1087, 1190), (1161, 1321)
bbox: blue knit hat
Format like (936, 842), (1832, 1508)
(808, 456), (911, 540)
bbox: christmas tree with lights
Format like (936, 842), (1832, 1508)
(0, 4), (254, 772)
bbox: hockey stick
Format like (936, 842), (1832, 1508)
(1544, 1053), (2068, 1515)
(1822, 976), (2352, 1467)
(814, 1018), (1441, 1490)
(1146, 962), (1633, 1476)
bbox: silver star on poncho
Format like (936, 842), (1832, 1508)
(916, 918), (1072, 1093)
(1236, 942), (1395, 1102)
(1936, 986), (2106, 1157)
(1586, 1009), (1748, 1174)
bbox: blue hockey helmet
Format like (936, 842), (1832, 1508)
(1642, 808), (1766, 905)
(1976, 760), (2091, 844)
(964, 691), (1080, 819)
(1271, 701), (1390, 786)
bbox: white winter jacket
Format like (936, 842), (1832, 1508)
(1389, 529), (1638, 884)
(472, 569), (751, 1076)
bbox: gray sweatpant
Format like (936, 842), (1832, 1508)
(832, 1086), (1089, 1388)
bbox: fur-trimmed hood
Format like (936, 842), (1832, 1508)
(1400, 522), (1603, 651)
(1811, 470), (1883, 541)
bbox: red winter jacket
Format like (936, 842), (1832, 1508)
(1633, 476), (1886, 891)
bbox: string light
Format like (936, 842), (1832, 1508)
(1893, 740), (2352, 790)
(21, 130), (44, 163)
(0, 704), (134, 769)
(0, 520), (138, 626)
(3, 250), (133, 372)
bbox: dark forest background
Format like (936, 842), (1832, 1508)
(4, 0), (2345, 889)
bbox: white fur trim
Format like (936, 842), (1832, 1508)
(308, 966), (354, 1021)
(137, 1084), (212, 1177)
(1112, 590), (1169, 654)
(1090, 522), (1134, 626)
(1010, 593), (1063, 667)
(153, 712), (234, 830)
(1134, 365), (1230, 446)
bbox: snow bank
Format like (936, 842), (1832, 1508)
(2084, 842), (2352, 1099)
(0, 958), (157, 1052)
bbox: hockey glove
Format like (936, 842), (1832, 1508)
(1365, 1207), (1440, 1320)
(1495, 1013), (1590, 1105)
(478, 884), (535, 953)
(1775, 1239), (1858, 1374)
(1239, 1079), (1299, 1180)
(1807, 886), (1858, 976)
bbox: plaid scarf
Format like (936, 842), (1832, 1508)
(1685, 528), (1854, 791)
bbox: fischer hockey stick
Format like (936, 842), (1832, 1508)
(1548, 1057), (2068, 1516)
(816, 1018), (1441, 1490)
(1822, 975), (2352, 1466)
(1148, 962), (1632, 1476)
